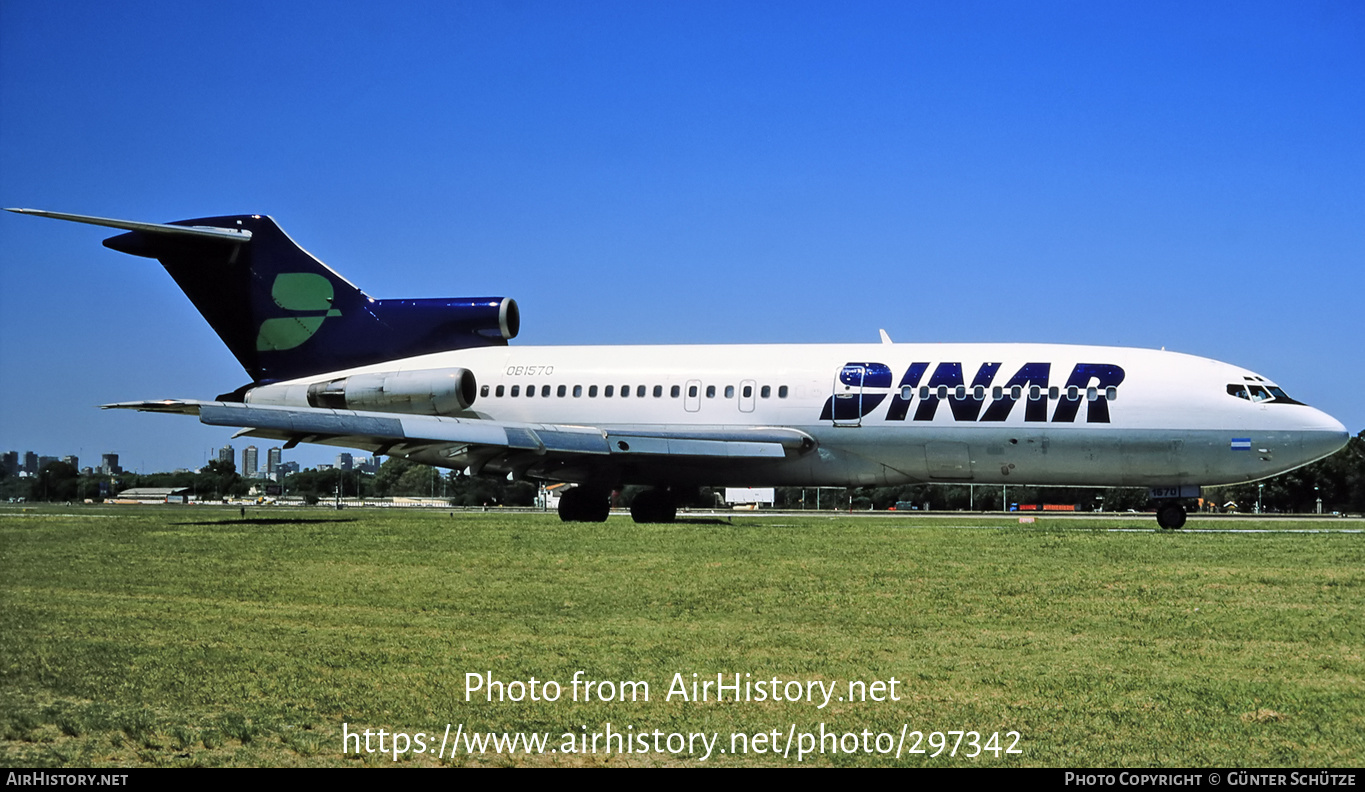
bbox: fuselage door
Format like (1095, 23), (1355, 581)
(832, 364), (867, 426)
(739, 380), (756, 413)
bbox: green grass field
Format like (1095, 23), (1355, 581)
(1, 505), (1361, 767)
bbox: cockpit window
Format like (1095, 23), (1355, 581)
(1266, 386), (1305, 405)
(1227, 382), (1305, 405)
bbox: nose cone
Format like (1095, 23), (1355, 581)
(1300, 408), (1350, 463)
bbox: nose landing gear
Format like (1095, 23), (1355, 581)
(1156, 501), (1187, 530)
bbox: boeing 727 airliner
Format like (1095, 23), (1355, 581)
(8, 209), (1349, 528)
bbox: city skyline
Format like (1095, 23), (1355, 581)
(1, 443), (363, 478)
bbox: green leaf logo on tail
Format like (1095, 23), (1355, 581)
(256, 273), (343, 351)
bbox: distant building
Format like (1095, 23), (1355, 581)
(24, 452), (38, 475)
(336, 453), (353, 471)
(62, 455), (79, 470)
(242, 446), (258, 476)
(267, 447), (282, 477)
(277, 461), (300, 476)
(100, 453), (122, 475)
(218, 445), (235, 466)
(38, 456), (57, 472)
(2, 452), (17, 476)
(112, 487), (191, 504)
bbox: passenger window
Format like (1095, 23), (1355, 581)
(761, 385), (771, 398)
(1010, 385), (1022, 400)
(653, 385), (662, 397)
(992, 386), (1003, 400)
(1086, 386), (1098, 401)
(725, 385), (735, 399)
(480, 385), (489, 397)
(557, 385), (566, 397)
(671, 385), (681, 398)
(496, 385), (505, 398)
(590, 385), (599, 398)
(706, 385), (716, 398)
(573, 385), (582, 397)
(954, 385), (966, 400)
(742, 385), (752, 398)
(919, 386), (930, 400)
(511, 385), (520, 397)
(1066, 386), (1078, 401)
(605, 385), (614, 397)
(637, 385), (646, 397)
(542, 385), (550, 397)
(1105, 386), (1117, 401)
(778, 386), (788, 398)
(936, 385), (949, 400)
(621, 385), (630, 398)
(689, 385), (698, 398)
(972, 385), (985, 400)
(527, 386), (535, 398)
(1048, 386), (1059, 400)
(1028, 385), (1041, 400)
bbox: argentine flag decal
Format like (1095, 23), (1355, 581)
(1231, 438), (1252, 451)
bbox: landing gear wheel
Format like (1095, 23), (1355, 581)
(629, 488), (677, 523)
(558, 487), (611, 523)
(1156, 502), (1187, 530)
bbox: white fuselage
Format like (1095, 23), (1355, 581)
(246, 342), (1349, 489)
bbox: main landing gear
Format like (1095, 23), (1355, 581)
(556, 486), (681, 523)
(1155, 501), (1187, 530)
(629, 488), (678, 524)
(557, 487), (610, 523)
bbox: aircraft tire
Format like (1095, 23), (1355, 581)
(558, 488), (610, 522)
(630, 489), (677, 524)
(583, 488), (611, 522)
(1156, 502), (1187, 530)
(557, 488), (585, 522)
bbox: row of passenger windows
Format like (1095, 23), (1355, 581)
(475, 382), (1116, 402)
(481, 383), (792, 400)
(905, 384), (1117, 402)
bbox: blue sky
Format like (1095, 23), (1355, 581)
(2, 1), (1361, 473)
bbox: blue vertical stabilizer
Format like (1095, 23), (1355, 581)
(8, 210), (517, 383)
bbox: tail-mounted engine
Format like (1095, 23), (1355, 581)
(246, 368), (478, 415)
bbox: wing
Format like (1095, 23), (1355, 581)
(105, 400), (817, 483)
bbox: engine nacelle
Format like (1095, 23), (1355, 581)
(246, 368), (478, 416)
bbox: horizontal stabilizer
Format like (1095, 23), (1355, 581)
(5, 208), (253, 242)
